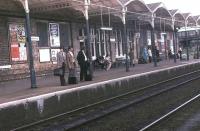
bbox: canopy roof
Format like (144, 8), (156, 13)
(194, 15), (200, 25)
(0, 0), (198, 27)
(125, 0), (150, 13)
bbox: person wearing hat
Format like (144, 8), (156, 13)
(77, 46), (88, 81)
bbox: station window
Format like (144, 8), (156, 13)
(59, 23), (69, 48)
(37, 22), (48, 47)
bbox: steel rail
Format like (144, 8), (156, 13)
(62, 74), (200, 130)
(139, 93), (200, 131)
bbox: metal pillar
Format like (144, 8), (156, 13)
(164, 34), (167, 60)
(84, 0), (93, 78)
(184, 23), (189, 61)
(122, 8), (129, 72)
(173, 31), (177, 63)
(197, 41), (200, 59)
(151, 16), (157, 67)
(151, 27), (157, 67)
(195, 26), (199, 59)
(172, 20), (176, 63)
(23, 0), (37, 88)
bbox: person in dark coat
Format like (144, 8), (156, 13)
(77, 46), (88, 81)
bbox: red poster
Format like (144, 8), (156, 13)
(11, 44), (19, 61)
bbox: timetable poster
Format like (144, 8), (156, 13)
(49, 23), (60, 47)
(51, 49), (60, 64)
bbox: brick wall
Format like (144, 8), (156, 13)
(0, 17), (9, 65)
(0, 17), (80, 82)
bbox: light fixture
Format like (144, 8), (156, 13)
(100, 27), (113, 31)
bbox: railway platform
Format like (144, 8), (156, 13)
(0, 59), (200, 130)
(0, 59), (199, 104)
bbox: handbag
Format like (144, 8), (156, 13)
(54, 67), (63, 76)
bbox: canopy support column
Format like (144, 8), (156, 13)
(21, 0), (37, 88)
(172, 20), (177, 63)
(84, 0), (93, 79)
(122, 7), (129, 72)
(151, 15), (157, 67)
(185, 21), (189, 61)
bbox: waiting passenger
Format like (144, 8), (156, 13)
(168, 49), (172, 60)
(104, 55), (112, 71)
(178, 47), (182, 60)
(129, 48), (135, 67)
(56, 46), (66, 86)
(147, 47), (152, 63)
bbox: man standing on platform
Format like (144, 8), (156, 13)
(178, 47), (182, 60)
(77, 46), (88, 81)
(57, 46), (66, 86)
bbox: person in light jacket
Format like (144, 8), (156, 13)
(66, 46), (77, 84)
(57, 46), (66, 86)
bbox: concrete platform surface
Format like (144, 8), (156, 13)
(0, 59), (199, 104)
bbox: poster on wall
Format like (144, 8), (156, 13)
(39, 49), (50, 62)
(9, 24), (27, 62)
(49, 23), (60, 47)
(19, 43), (27, 61)
(11, 43), (19, 61)
(51, 49), (60, 64)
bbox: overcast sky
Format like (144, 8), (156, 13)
(144, 0), (200, 16)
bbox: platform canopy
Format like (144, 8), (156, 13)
(0, 0), (199, 28)
(0, 0), (123, 22)
(193, 15), (200, 26)
(169, 9), (185, 27)
(182, 13), (196, 27)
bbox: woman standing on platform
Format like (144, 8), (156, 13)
(147, 47), (152, 63)
(66, 46), (77, 84)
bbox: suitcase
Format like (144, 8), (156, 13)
(68, 77), (78, 84)
(68, 69), (78, 84)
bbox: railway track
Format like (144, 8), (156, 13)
(140, 93), (200, 131)
(11, 70), (200, 131)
